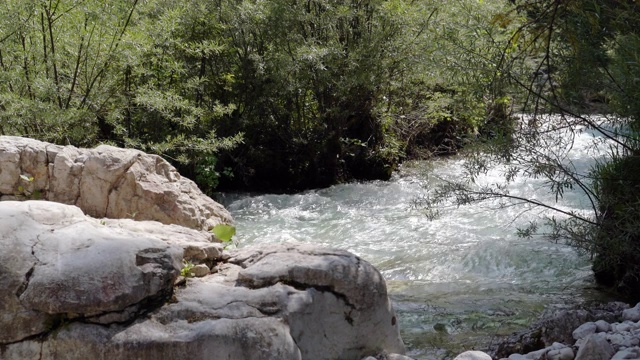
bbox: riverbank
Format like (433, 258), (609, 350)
(449, 301), (640, 360)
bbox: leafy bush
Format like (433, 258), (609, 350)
(592, 154), (640, 299)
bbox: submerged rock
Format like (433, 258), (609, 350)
(0, 201), (405, 359)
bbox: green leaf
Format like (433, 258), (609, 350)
(211, 224), (236, 242)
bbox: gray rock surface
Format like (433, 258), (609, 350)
(0, 136), (231, 230)
(612, 347), (640, 359)
(622, 303), (640, 322)
(575, 333), (614, 360)
(229, 243), (406, 360)
(487, 301), (640, 360)
(573, 322), (598, 340)
(453, 350), (492, 360)
(547, 347), (574, 360)
(0, 201), (405, 360)
(595, 320), (612, 333)
(492, 302), (629, 358)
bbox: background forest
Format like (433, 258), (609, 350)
(0, 0), (520, 192)
(1, 0), (640, 299)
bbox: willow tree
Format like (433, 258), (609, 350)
(421, 0), (640, 300)
(0, 0), (138, 145)
(0, 0), (241, 191)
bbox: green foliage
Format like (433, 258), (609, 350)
(608, 33), (640, 124)
(419, 0), (640, 300)
(211, 223), (237, 248)
(211, 224), (236, 242)
(195, 155), (221, 194)
(0, 0), (241, 178)
(590, 154), (640, 299)
(0, 0), (527, 193)
(180, 260), (195, 278)
(16, 173), (38, 199)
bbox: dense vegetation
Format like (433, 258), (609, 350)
(0, 0), (517, 192)
(419, 0), (640, 300)
(2, 0), (640, 299)
(498, 0), (640, 300)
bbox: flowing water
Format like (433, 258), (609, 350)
(217, 118), (618, 359)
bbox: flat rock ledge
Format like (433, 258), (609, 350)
(0, 136), (231, 231)
(0, 201), (405, 360)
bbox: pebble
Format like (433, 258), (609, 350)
(453, 351), (492, 360)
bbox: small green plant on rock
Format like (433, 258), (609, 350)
(180, 260), (195, 278)
(17, 174), (41, 200)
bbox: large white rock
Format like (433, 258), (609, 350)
(229, 243), (406, 359)
(0, 201), (182, 342)
(0, 201), (405, 359)
(0, 136), (231, 230)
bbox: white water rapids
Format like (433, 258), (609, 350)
(217, 116), (619, 359)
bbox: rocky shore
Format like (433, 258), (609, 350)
(447, 302), (640, 360)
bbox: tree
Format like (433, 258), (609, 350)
(420, 0), (640, 300)
(0, 0), (241, 192)
(0, 0), (138, 145)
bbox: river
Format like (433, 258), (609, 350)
(217, 117), (618, 359)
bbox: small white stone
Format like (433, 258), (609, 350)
(612, 347), (640, 360)
(575, 333), (615, 360)
(191, 264), (210, 277)
(525, 347), (548, 359)
(453, 351), (492, 360)
(387, 354), (415, 360)
(507, 354), (528, 360)
(551, 342), (569, 350)
(607, 333), (632, 348)
(547, 347), (574, 360)
(595, 320), (611, 333)
(617, 323), (633, 333)
(622, 303), (640, 322)
(573, 322), (598, 340)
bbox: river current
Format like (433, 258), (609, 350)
(217, 117), (618, 359)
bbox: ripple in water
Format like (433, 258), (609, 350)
(217, 116), (619, 359)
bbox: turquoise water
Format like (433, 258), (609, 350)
(218, 118), (616, 359)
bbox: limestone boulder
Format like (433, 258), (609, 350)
(0, 201), (182, 343)
(229, 243), (406, 359)
(0, 136), (231, 230)
(1, 201), (406, 360)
